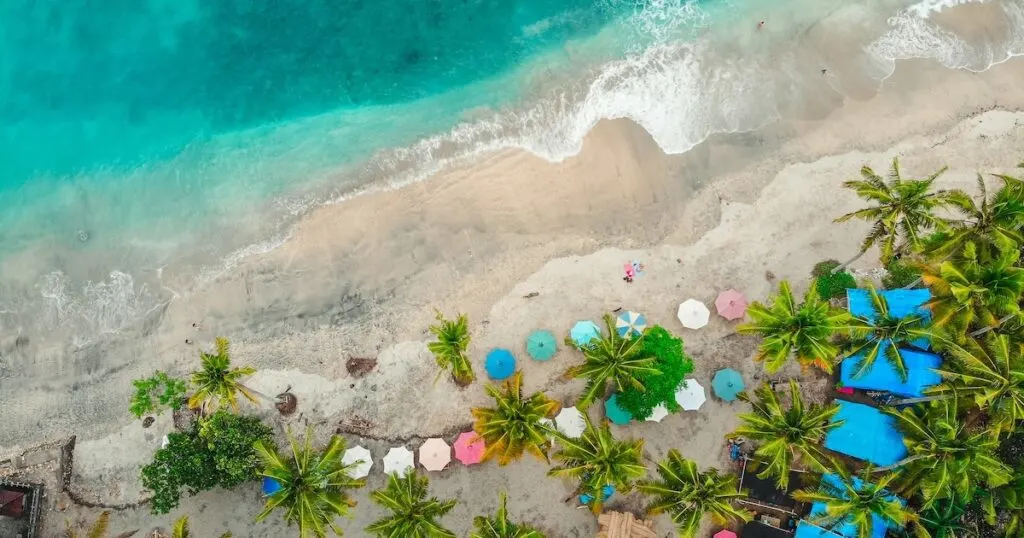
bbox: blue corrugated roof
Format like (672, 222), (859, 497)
(840, 347), (942, 397)
(795, 521), (846, 538)
(846, 288), (932, 349)
(824, 400), (907, 466)
(798, 474), (903, 538)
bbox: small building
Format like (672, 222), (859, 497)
(839, 347), (942, 398)
(793, 474), (905, 538)
(823, 400), (907, 466)
(0, 479), (43, 538)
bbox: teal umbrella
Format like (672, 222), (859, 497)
(712, 368), (745, 401)
(605, 394), (633, 425)
(526, 330), (557, 361)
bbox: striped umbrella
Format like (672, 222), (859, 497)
(615, 311), (647, 338)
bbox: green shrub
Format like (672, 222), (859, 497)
(141, 410), (273, 514)
(616, 326), (694, 420)
(812, 259), (841, 278)
(811, 260), (856, 299)
(882, 260), (921, 289)
(129, 371), (187, 419)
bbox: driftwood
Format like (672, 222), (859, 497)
(596, 511), (657, 538)
(346, 357), (377, 378)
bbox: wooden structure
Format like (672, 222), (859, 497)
(596, 511), (657, 538)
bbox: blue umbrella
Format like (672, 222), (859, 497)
(526, 330), (557, 361)
(615, 311), (648, 338)
(262, 477), (282, 496)
(712, 368), (745, 401)
(605, 394), (633, 425)
(579, 484), (615, 505)
(570, 320), (601, 347)
(485, 348), (517, 380)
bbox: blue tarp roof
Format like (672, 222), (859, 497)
(796, 474), (903, 538)
(824, 400), (907, 466)
(840, 347), (942, 397)
(847, 288), (933, 349)
(795, 521), (846, 538)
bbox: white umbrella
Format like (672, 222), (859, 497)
(342, 446), (373, 479)
(383, 446), (414, 475)
(645, 404), (670, 423)
(677, 299), (711, 329)
(418, 438), (451, 472)
(674, 378), (707, 411)
(555, 406), (586, 438)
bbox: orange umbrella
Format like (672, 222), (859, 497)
(453, 432), (485, 465)
(418, 438), (451, 472)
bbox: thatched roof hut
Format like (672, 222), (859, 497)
(596, 510), (657, 538)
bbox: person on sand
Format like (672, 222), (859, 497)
(757, 20), (765, 30)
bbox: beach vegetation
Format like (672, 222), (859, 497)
(793, 467), (917, 538)
(253, 427), (364, 537)
(737, 280), (854, 373)
(921, 174), (1024, 263)
(731, 381), (842, 489)
(129, 370), (187, 419)
(469, 492), (545, 538)
(563, 313), (658, 410)
(188, 337), (259, 414)
(548, 415), (646, 514)
(982, 467), (1024, 538)
(428, 310), (475, 386)
(812, 260), (858, 300)
(471, 371), (559, 465)
(845, 286), (940, 381)
(141, 411), (272, 514)
(914, 500), (967, 538)
(615, 325), (693, 420)
(637, 450), (751, 538)
(366, 470), (456, 538)
(834, 158), (951, 268)
(931, 334), (1024, 435)
(883, 259), (922, 289)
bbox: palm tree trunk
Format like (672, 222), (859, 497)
(968, 313), (1016, 337)
(833, 249), (868, 273)
(872, 454), (928, 473)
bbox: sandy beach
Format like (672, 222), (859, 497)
(4, 2), (1024, 535)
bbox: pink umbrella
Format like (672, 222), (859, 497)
(714, 531), (738, 538)
(419, 438), (451, 472)
(715, 289), (748, 320)
(453, 432), (485, 465)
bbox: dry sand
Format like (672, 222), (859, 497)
(5, 8), (1024, 537)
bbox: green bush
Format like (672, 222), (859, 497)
(882, 260), (921, 289)
(129, 371), (188, 419)
(616, 326), (694, 420)
(812, 259), (841, 278)
(811, 260), (856, 299)
(141, 411), (273, 514)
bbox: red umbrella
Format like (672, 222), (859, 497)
(715, 289), (748, 320)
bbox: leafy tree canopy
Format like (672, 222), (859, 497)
(616, 326), (693, 420)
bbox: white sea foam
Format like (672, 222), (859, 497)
(37, 270), (157, 346)
(908, 0), (986, 18)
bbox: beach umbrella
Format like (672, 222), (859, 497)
(262, 476), (282, 496)
(526, 330), (557, 361)
(579, 485), (616, 505)
(569, 320), (601, 347)
(677, 299), (710, 329)
(555, 406), (586, 438)
(453, 432), (485, 465)
(485, 348), (517, 380)
(341, 445), (373, 479)
(604, 394), (632, 425)
(383, 446), (414, 475)
(645, 403), (670, 423)
(674, 378), (706, 411)
(712, 368), (745, 402)
(715, 531), (738, 538)
(419, 438), (451, 472)
(615, 311), (647, 338)
(715, 289), (748, 320)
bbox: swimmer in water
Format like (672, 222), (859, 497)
(757, 20), (765, 30)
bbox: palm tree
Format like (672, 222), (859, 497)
(637, 449), (751, 538)
(793, 468), (917, 538)
(921, 242), (1024, 340)
(914, 501), (967, 538)
(470, 493), (545, 538)
(188, 337), (258, 413)
(921, 174), (1024, 263)
(563, 313), (658, 409)
(737, 281), (854, 373)
(427, 310), (474, 386)
(983, 467), (1024, 538)
(253, 428), (364, 537)
(166, 516), (232, 538)
(884, 400), (1011, 507)
(366, 470), (457, 538)
(834, 158), (951, 268)
(932, 333), (1024, 435)
(548, 415), (646, 514)
(731, 381), (842, 489)
(845, 287), (942, 381)
(471, 372), (560, 465)
(64, 511), (138, 538)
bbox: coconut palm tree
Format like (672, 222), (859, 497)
(983, 467), (1024, 538)
(845, 287), (942, 381)
(470, 493), (545, 538)
(833, 158), (951, 268)
(65, 511), (138, 538)
(884, 400), (1011, 507)
(921, 174), (1024, 263)
(913, 500), (968, 538)
(253, 428), (364, 538)
(737, 281), (854, 373)
(165, 516), (232, 538)
(637, 450), (751, 538)
(187, 337), (258, 413)
(793, 468), (917, 538)
(931, 333), (1024, 435)
(548, 415), (646, 514)
(731, 381), (842, 489)
(563, 313), (658, 410)
(471, 372), (560, 465)
(921, 242), (1024, 340)
(366, 470), (457, 538)
(427, 310), (474, 386)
